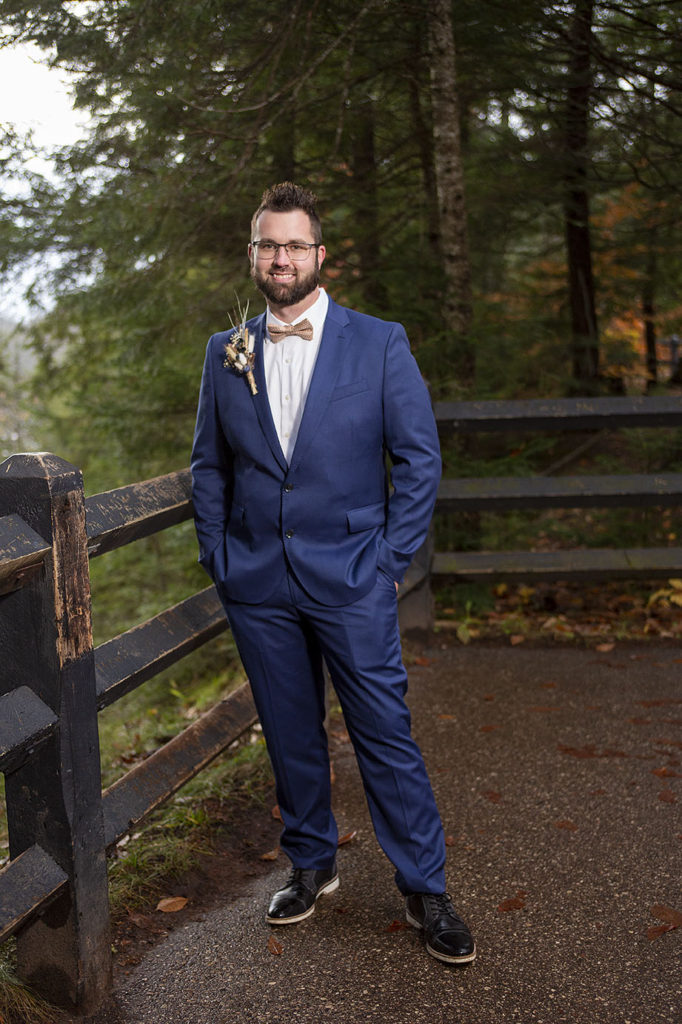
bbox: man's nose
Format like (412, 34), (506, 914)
(272, 245), (291, 266)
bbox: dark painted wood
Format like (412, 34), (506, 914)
(0, 687), (57, 774)
(397, 531), (433, 633)
(435, 395), (682, 432)
(94, 586), (227, 710)
(432, 547), (682, 582)
(437, 473), (682, 511)
(0, 453), (111, 1013)
(0, 514), (50, 595)
(85, 468), (192, 557)
(0, 845), (68, 944)
(102, 682), (257, 847)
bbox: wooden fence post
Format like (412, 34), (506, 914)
(0, 453), (111, 1013)
(398, 526), (435, 634)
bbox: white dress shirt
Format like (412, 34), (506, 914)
(264, 287), (329, 464)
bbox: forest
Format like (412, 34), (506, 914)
(0, 0), (681, 490)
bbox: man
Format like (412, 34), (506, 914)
(191, 182), (475, 965)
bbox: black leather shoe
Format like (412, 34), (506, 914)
(266, 864), (339, 925)
(405, 892), (476, 964)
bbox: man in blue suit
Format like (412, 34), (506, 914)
(191, 183), (475, 964)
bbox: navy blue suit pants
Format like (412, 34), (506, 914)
(221, 566), (446, 896)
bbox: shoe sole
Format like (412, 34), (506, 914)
(406, 910), (477, 965)
(266, 874), (339, 925)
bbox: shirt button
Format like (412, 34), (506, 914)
(284, 394), (290, 401)
(285, 529), (294, 539)
(283, 483), (293, 492)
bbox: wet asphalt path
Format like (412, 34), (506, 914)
(80, 643), (681, 1024)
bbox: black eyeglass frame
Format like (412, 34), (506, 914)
(251, 240), (320, 261)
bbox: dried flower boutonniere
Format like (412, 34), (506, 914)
(223, 298), (257, 395)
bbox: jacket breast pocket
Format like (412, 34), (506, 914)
(346, 501), (386, 534)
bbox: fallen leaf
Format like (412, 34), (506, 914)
(498, 895), (525, 913)
(558, 744), (628, 759)
(651, 904), (682, 927)
(337, 829), (357, 846)
(658, 789), (677, 804)
(652, 766), (680, 779)
(260, 846), (280, 861)
(445, 835), (456, 846)
(554, 819), (579, 831)
(127, 911), (166, 934)
(271, 804), (283, 822)
(510, 634), (525, 646)
(540, 682), (558, 689)
(386, 919), (410, 932)
(648, 904), (682, 939)
(438, 713), (456, 720)
(480, 724), (500, 733)
(483, 694), (495, 701)
(267, 934), (284, 955)
(483, 790), (502, 803)
(156, 896), (188, 913)
(414, 656), (431, 667)
(596, 643), (615, 652)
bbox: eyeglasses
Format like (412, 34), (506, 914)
(251, 240), (319, 261)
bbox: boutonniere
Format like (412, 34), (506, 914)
(223, 298), (257, 395)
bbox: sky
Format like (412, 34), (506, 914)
(0, 41), (86, 148)
(0, 43), (86, 319)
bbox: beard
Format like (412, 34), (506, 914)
(251, 254), (320, 308)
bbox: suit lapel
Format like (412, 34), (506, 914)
(250, 313), (288, 473)
(288, 299), (348, 474)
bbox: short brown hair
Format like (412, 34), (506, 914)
(251, 182), (322, 244)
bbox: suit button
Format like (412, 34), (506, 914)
(283, 483), (293, 492)
(285, 529), (294, 539)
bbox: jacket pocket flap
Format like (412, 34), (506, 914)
(346, 501), (385, 533)
(332, 379), (369, 401)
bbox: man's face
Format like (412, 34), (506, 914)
(249, 209), (325, 309)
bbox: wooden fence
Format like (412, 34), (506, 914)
(0, 394), (680, 1012)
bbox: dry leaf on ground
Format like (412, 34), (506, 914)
(337, 829), (358, 846)
(156, 896), (188, 913)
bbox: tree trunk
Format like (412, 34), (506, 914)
(563, 0), (600, 390)
(642, 240), (658, 389)
(351, 95), (388, 314)
(426, 0), (474, 386)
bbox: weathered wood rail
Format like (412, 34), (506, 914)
(432, 395), (682, 582)
(0, 395), (680, 1012)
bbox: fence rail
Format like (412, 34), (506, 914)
(0, 395), (680, 1012)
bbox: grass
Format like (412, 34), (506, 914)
(107, 735), (273, 916)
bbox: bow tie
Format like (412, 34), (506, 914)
(267, 319), (314, 342)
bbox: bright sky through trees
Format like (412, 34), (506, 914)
(0, 42), (83, 147)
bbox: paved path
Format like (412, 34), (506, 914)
(82, 643), (681, 1024)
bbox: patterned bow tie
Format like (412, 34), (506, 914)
(267, 319), (314, 342)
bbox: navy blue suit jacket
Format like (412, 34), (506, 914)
(190, 296), (441, 607)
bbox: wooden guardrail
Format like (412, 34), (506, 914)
(0, 395), (680, 1012)
(432, 396), (682, 582)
